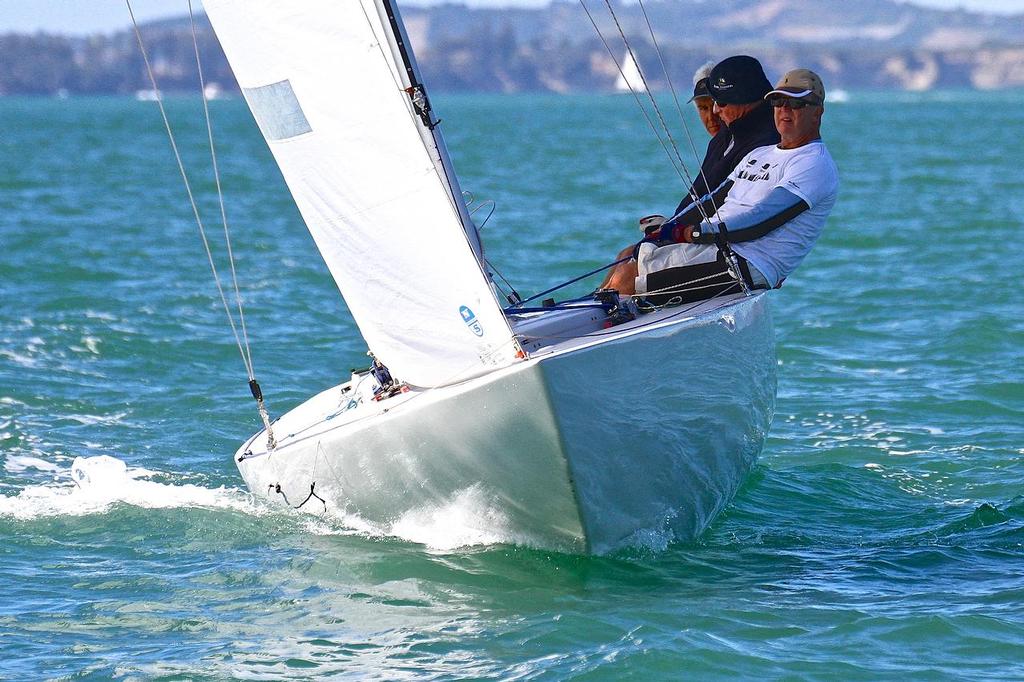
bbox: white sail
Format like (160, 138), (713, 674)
(203, 0), (522, 387)
(614, 50), (645, 93)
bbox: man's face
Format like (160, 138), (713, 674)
(772, 97), (823, 145)
(694, 97), (722, 136)
(712, 100), (756, 126)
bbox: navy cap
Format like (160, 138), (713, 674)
(707, 56), (772, 105)
(689, 77), (711, 103)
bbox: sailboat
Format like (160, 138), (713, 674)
(614, 49), (646, 93)
(202, 0), (776, 554)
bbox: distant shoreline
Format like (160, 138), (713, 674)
(2, 2), (1023, 95)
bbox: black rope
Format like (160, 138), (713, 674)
(269, 482), (290, 505)
(296, 482), (327, 511)
(485, 258), (523, 305)
(270, 482), (327, 513)
(509, 255), (632, 308)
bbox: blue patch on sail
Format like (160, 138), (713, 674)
(459, 305), (484, 337)
(243, 80), (312, 141)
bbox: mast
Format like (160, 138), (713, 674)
(374, 0), (486, 265)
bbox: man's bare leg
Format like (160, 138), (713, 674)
(599, 245), (635, 289)
(604, 259), (639, 295)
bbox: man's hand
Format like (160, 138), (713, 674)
(656, 222), (696, 243)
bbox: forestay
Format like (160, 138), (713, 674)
(203, 0), (521, 387)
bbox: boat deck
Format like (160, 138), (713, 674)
(239, 291), (759, 461)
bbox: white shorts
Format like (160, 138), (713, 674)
(634, 242), (768, 294)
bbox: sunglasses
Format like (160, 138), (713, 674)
(768, 97), (819, 110)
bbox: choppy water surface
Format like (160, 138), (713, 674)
(1, 92), (1022, 679)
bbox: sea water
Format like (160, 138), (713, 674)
(1, 92), (1022, 679)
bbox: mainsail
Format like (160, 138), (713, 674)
(203, 0), (521, 387)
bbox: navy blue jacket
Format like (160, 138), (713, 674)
(674, 101), (780, 215)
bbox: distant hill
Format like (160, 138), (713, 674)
(405, 0), (1024, 51)
(1, 0), (1022, 95)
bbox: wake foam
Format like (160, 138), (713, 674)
(0, 456), (526, 551)
(4, 455), (61, 474)
(1, 458), (549, 552)
(389, 484), (522, 551)
(0, 454), (253, 521)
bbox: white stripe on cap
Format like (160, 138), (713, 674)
(765, 88), (815, 99)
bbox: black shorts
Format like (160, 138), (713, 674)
(644, 251), (759, 307)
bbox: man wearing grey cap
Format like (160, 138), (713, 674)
(690, 61), (721, 137)
(606, 69), (839, 303)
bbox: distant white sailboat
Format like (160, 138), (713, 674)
(828, 88), (850, 103)
(201, 0), (776, 553)
(614, 49), (646, 93)
(202, 82), (225, 100)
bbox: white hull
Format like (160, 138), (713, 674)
(235, 293), (776, 553)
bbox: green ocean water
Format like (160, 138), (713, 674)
(1, 91), (1023, 679)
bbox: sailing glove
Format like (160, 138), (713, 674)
(654, 221), (695, 244)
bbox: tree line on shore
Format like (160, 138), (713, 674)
(2, 6), (1022, 96)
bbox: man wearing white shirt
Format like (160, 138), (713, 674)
(606, 69), (840, 304)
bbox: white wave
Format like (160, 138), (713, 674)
(0, 348), (39, 369)
(0, 455), (255, 521)
(388, 484), (524, 551)
(65, 411), (130, 426)
(0, 456), (531, 550)
(69, 335), (102, 355)
(621, 525), (674, 553)
(4, 455), (62, 474)
(266, 484), (527, 551)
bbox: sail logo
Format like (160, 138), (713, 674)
(459, 306), (484, 337)
(460, 303), (483, 335)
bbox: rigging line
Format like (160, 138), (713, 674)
(635, 0), (719, 220)
(580, 0), (732, 302)
(578, 0), (687, 184)
(516, 287), (748, 341)
(126, 0), (250, 377)
(612, 0), (742, 290)
(599, 0), (690, 179)
(187, 0), (255, 380)
(484, 257), (522, 304)
(598, 0), (719, 232)
(599, 0), (718, 232)
(511, 254), (633, 308)
(470, 199), (496, 230)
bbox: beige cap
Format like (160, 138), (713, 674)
(765, 69), (825, 105)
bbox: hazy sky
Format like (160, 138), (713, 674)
(0, 0), (1020, 35)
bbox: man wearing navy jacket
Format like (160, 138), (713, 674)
(677, 55), (780, 211)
